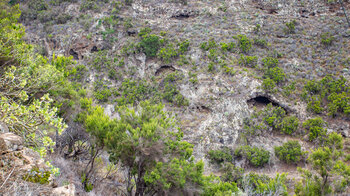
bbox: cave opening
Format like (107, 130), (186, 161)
(247, 95), (287, 113)
(155, 65), (176, 76)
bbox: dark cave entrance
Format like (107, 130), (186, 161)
(155, 65), (176, 76)
(247, 95), (288, 113)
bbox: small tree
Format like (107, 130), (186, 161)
(85, 101), (205, 195)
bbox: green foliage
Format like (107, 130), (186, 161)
(234, 146), (270, 167)
(264, 67), (286, 84)
(253, 38), (268, 48)
(275, 141), (303, 163)
(262, 104), (286, 129)
(200, 38), (217, 51)
(321, 32), (335, 46)
(233, 34), (252, 54)
(220, 42), (235, 52)
(279, 116), (299, 135)
(0, 3), (66, 149)
(284, 20), (296, 34)
(202, 177), (239, 196)
(158, 43), (178, 63)
(81, 172), (94, 192)
(253, 24), (261, 33)
(139, 34), (161, 57)
(163, 82), (189, 106)
(303, 117), (327, 141)
(116, 79), (160, 106)
(207, 147), (233, 164)
(262, 57), (279, 68)
(261, 78), (276, 93)
(242, 172), (288, 195)
(302, 75), (350, 116)
(238, 55), (258, 68)
(219, 163), (244, 184)
(307, 96), (324, 114)
(296, 133), (349, 195)
(85, 102), (205, 194)
(80, 0), (99, 11)
(178, 39), (190, 54)
(23, 167), (51, 184)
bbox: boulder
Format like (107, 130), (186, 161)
(0, 121), (9, 133)
(51, 184), (75, 196)
(0, 133), (23, 153)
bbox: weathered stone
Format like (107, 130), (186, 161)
(0, 133), (23, 153)
(0, 121), (9, 133)
(51, 184), (75, 196)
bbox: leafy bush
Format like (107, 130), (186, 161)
(234, 34), (252, 54)
(139, 34), (161, 57)
(116, 79), (159, 106)
(302, 75), (350, 116)
(163, 82), (189, 106)
(262, 104), (286, 129)
(303, 117), (327, 141)
(242, 172), (288, 195)
(275, 141), (303, 163)
(264, 67), (286, 84)
(238, 55), (258, 68)
(207, 147), (233, 164)
(261, 78), (276, 93)
(262, 57), (278, 68)
(219, 163), (244, 184)
(321, 32), (335, 46)
(158, 43), (178, 63)
(201, 38), (217, 51)
(253, 38), (268, 48)
(284, 20), (296, 34)
(220, 42), (235, 52)
(23, 167), (51, 184)
(307, 96), (323, 114)
(279, 116), (299, 135)
(85, 102), (207, 195)
(234, 146), (270, 167)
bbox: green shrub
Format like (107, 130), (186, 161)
(219, 163), (244, 184)
(23, 167), (51, 184)
(253, 24), (261, 33)
(262, 57), (278, 68)
(238, 55), (258, 68)
(116, 79), (159, 106)
(284, 20), (296, 34)
(261, 78), (276, 93)
(307, 96), (323, 114)
(243, 173), (288, 196)
(80, 0), (98, 11)
(262, 104), (286, 129)
(321, 32), (335, 46)
(158, 43), (178, 63)
(200, 38), (217, 51)
(178, 39), (190, 54)
(140, 34), (161, 57)
(234, 34), (252, 54)
(264, 67), (286, 84)
(279, 116), (299, 135)
(207, 147), (233, 164)
(220, 42), (235, 52)
(302, 75), (350, 116)
(275, 141), (303, 163)
(234, 146), (270, 167)
(253, 38), (268, 48)
(303, 117), (327, 141)
(163, 82), (189, 106)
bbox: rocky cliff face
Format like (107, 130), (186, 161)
(15, 0), (350, 193)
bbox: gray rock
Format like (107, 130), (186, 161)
(0, 121), (9, 133)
